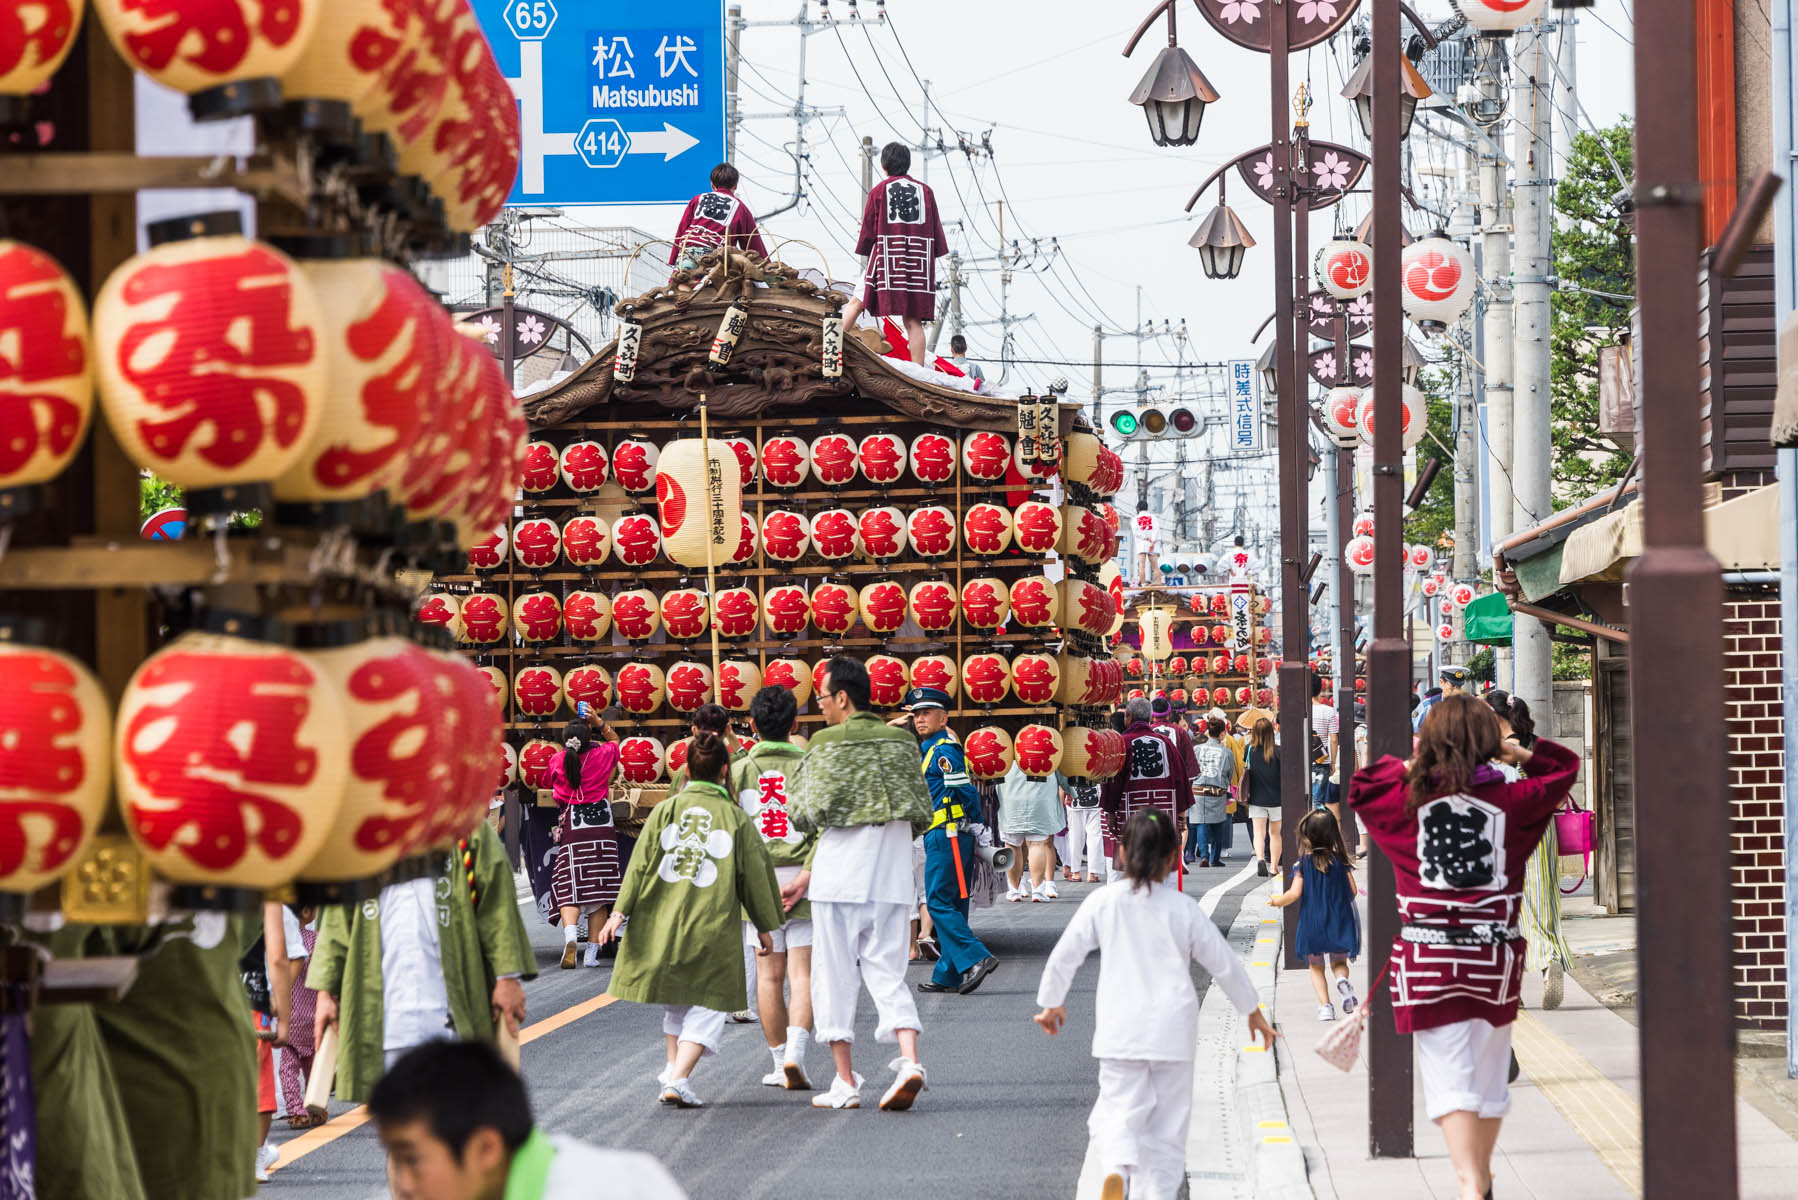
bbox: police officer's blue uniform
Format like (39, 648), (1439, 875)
(912, 689), (997, 992)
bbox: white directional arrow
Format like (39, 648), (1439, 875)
(627, 122), (701, 162)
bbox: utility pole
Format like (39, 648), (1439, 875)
(860, 135), (874, 199)
(1471, 35), (1515, 684)
(1511, 21), (1555, 731)
(1091, 325), (1104, 429)
(927, 251), (962, 354)
(725, 4), (742, 160)
(732, 6), (847, 219)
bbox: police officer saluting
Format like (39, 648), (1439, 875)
(904, 688), (1000, 995)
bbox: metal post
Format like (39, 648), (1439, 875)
(1453, 318), (1479, 660)
(1772, 0), (1798, 1083)
(1475, 39), (1516, 686)
(500, 261), (516, 391)
(1093, 324), (1105, 429)
(1629, 0), (1739, 1188)
(1511, 22), (1555, 733)
(1282, 170), (1312, 972)
(1367, 0), (1414, 1157)
(861, 135), (875, 200)
(1336, 444), (1359, 852)
(725, 4), (743, 161)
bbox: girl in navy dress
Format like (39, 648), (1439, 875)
(1268, 809), (1362, 1020)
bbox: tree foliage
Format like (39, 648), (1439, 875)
(1403, 361), (1457, 552)
(1550, 120), (1635, 503)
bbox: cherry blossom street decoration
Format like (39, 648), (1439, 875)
(1193, 0), (1360, 53)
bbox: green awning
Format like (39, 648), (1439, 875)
(1463, 592), (1513, 646)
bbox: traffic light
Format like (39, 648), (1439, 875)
(1109, 403), (1202, 440)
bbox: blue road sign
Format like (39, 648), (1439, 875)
(471, 0), (727, 207)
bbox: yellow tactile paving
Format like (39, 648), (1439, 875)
(1510, 1011), (1643, 1198)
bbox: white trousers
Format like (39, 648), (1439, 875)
(1088, 1058), (1193, 1200)
(1414, 1017), (1514, 1120)
(810, 899), (920, 1045)
(662, 1005), (727, 1056)
(1064, 808), (1105, 874)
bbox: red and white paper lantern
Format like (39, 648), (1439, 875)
(611, 513), (662, 567)
(0, 0), (82, 102)
(0, 643), (111, 891)
(512, 591), (562, 643)
(618, 736), (666, 784)
(763, 658), (812, 706)
(559, 440), (609, 492)
(519, 739), (560, 788)
(512, 664), (563, 719)
(908, 580), (958, 633)
(858, 506), (908, 559)
(665, 661), (715, 713)
(95, 0), (320, 106)
(561, 516), (611, 569)
(458, 593), (509, 645)
(960, 578), (1011, 630)
(963, 502), (1013, 555)
(866, 655), (908, 708)
(416, 592), (461, 639)
(909, 431), (956, 484)
(963, 726), (1013, 780)
(658, 437), (745, 569)
(611, 588), (661, 642)
(1064, 433), (1125, 498)
(761, 509), (810, 563)
(804, 580), (855, 637)
(857, 432), (906, 485)
(615, 663), (666, 716)
(908, 506), (957, 557)
(1010, 654), (1061, 705)
(1451, 0), (1548, 37)
(1409, 543), (1435, 571)
(1009, 576), (1060, 628)
(1346, 535), (1377, 576)
(810, 509), (861, 561)
(519, 441), (559, 493)
(1356, 385), (1427, 451)
(563, 665), (613, 714)
(720, 435), (758, 484)
(1450, 582), (1477, 609)
(1323, 386), (1363, 445)
(963, 653), (1011, 705)
(1060, 505), (1116, 565)
(612, 438), (659, 493)
(1059, 726), (1125, 780)
(1014, 725), (1064, 778)
(467, 526), (508, 571)
(762, 585), (811, 639)
(661, 588), (711, 641)
(0, 243), (92, 493)
(1315, 239), (1374, 300)
(512, 517), (561, 570)
(858, 580), (908, 636)
(1399, 235), (1477, 330)
(810, 432), (857, 486)
(760, 433), (810, 489)
(1013, 501), (1063, 555)
(909, 655), (958, 698)
(713, 587), (760, 639)
(962, 430), (1011, 482)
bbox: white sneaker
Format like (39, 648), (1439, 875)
(1335, 977), (1359, 1015)
(879, 1057), (927, 1111)
(1043, 880), (1059, 899)
(1317, 1004), (1336, 1021)
(1007, 882), (1027, 902)
(1543, 962), (1565, 1010)
(255, 1141), (278, 1182)
(660, 1076), (704, 1108)
(762, 1067), (788, 1087)
(811, 1072), (864, 1109)
(1031, 883), (1051, 903)
(583, 943), (601, 967)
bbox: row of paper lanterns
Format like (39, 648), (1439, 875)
(1129, 685), (1277, 709)
(1184, 593), (1275, 616)
(1, 1), (516, 234)
(471, 499), (1121, 574)
(1343, 516), (1442, 578)
(1320, 383), (1428, 451)
(521, 430), (1126, 498)
(1125, 654), (1278, 678)
(419, 575), (1124, 646)
(490, 652), (1128, 721)
(1, 236), (523, 543)
(1313, 235), (1477, 332)
(508, 722), (1128, 788)
(0, 632), (501, 897)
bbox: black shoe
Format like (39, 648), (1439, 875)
(1256, 859), (1271, 877)
(916, 981), (954, 994)
(1507, 1050), (1520, 1084)
(956, 956), (1000, 995)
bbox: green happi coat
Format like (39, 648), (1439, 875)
(727, 739), (818, 922)
(608, 779), (785, 1012)
(305, 823), (536, 1102)
(788, 712), (933, 837)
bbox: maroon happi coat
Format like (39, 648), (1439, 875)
(854, 174), (948, 321)
(1348, 739), (1579, 1033)
(669, 189), (769, 265)
(1099, 721), (1193, 856)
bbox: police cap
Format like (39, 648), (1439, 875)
(903, 687), (952, 711)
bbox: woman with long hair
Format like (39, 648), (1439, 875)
(1242, 717), (1282, 876)
(544, 715), (623, 969)
(1486, 691), (1574, 1009)
(1349, 695), (1579, 1200)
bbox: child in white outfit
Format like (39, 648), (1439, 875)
(1034, 810), (1276, 1200)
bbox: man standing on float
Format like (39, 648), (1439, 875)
(840, 142), (948, 366)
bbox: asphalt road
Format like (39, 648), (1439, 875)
(265, 829), (1263, 1199)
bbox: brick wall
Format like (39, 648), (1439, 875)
(1724, 591), (1787, 1028)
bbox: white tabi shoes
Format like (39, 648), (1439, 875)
(879, 1057), (927, 1112)
(811, 1071), (865, 1109)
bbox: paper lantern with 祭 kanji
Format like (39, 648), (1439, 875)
(763, 585), (811, 639)
(810, 660), (833, 703)
(1168, 656), (1189, 676)
(1124, 657), (1144, 679)
(728, 513), (758, 565)
(658, 437), (745, 569)
(1010, 654), (1061, 705)
(1064, 433), (1124, 498)
(1451, 0), (1548, 38)
(810, 432), (857, 486)
(761, 509), (810, 562)
(810, 509), (860, 561)
(615, 663), (666, 716)
(1315, 239), (1374, 300)
(908, 580), (958, 633)
(963, 726), (1013, 780)
(511, 591), (562, 643)
(1256, 687), (1275, 706)
(115, 633), (347, 889)
(558, 441), (608, 492)
(510, 517), (558, 570)
(519, 441), (558, 493)
(1059, 579), (1115, 637)
(909, 655), (957, 699)
(716, 660), (762, 712)
(963, 654), (1011, 705)
(458, 594), (508, 645)
(1009, 576), (1059, 628)
(963, 502), (1013, 555)
(661, 589), (710, 642)
(760, 433), (809, 488)
(558, 516), (608, 570)
(1399, 236), (1477, 330)
(466, 526), (507, 571)
(1409, 543), (1435, 571)
(858, 506), (908, 559)
(611, 513), (661, 567)
(797, 580), (848, 638)
(859, 580), (909, 636)
(1013, 438), (1060, 485)
(1060, 506), (1116, 565)
(1102, 561), (1126, 636)
(665, 739), (691, 779)
(1098, 502), (1121, 533)
(1169, 687), (1189, 708)
(497, 741), (517, 789)
(720, 435), (757, 484)
(611, 588), (661, 642)
(618, 736), (666, 783)
(0, 643), (110, 891)
(0, 0), (82, 104)
(712, 587), (759, 639)
(1014, 725), (1064, 778)
(476, 665), (506, 701)
(416, 592), (461, 639)
(1256, 657), (1274, 676)
(1356, 386), (1426, 451)
(562, 665), (612, 714)
(960, 578), (1010, 631)
(512, 664), (563, 720)
(908, 506), (956, 558)
(1231, 654), (1250, 674)
(1208, 593), (1230, 616)
(94, 0), (320, 106)
(962, 431), (1011, 482)
(1346, 535), (1377, 576)
(665, 662), (714, 714)
(865, 655), (908, 708)
(1052, 656), (1107, 706)
(1059, 726), (1125, 780)
(93, 235), (327, 491)
(0, 242), (93, 494)
(1450, 582), (1477, 609)
(518, 739), (560, 788)
(909, 431), (956, 484)
(611, 438), (659, 493)
(1255, 627), (1273, 645)
(763, 658), (812, 706)
(1013, 501), (1062, 554)
(856, 431), (906, 486)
